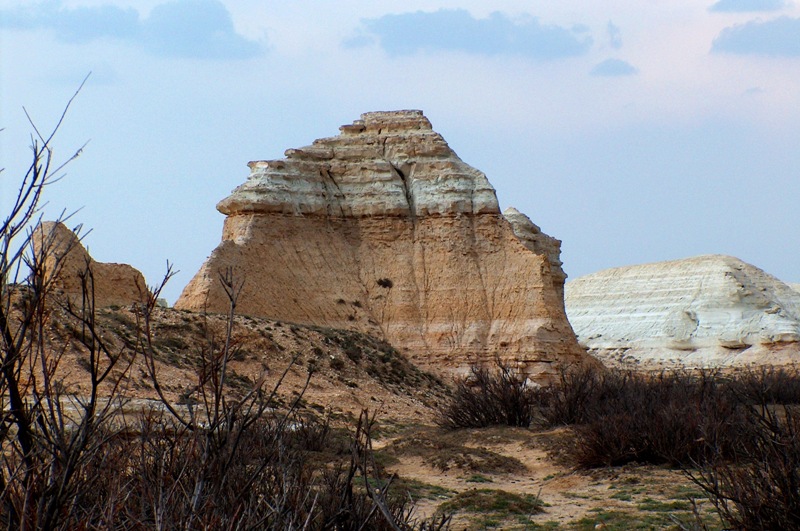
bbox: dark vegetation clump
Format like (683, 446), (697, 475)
(534, 365), (800, 470)
(687, 404), (800, 531)
(437, 362), (535, 429)
(685, 366), (800, 531)
(387, 433), (526, 475)
(438, 489), (543, 519)
(534, 367), (748, 468)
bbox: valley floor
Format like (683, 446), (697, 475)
(370, 423), (720, 530)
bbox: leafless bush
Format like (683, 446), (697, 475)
(526, 368), (752, 468)
(0, 78), (128, 530)
(566, 370), (748, 467)
(437, 360), (534, 429)
(1, 91), (447, 530)
(687, 405), (800, 530)
(529, 363), (620, 426)
(731, 364), (800, 406)
(536, 365), (800, 469)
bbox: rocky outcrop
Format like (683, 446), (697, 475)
(176, 110), (589, 378)
(790, 283), (800, 295)
(34, 221), (148, 308)
(503, 207), (567, 300)
(565, 255), (800, 367)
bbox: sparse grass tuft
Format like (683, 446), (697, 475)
(438, 488), (543, 527)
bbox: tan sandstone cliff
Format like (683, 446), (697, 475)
(565, 255), (800, 368)
(34, 221), (149, 308)
(176, 110), (589, 377)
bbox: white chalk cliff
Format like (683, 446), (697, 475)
(565, 255), (800, 367)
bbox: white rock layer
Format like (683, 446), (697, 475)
(565, 255), (800, 367)
(217, 111), (499, 219)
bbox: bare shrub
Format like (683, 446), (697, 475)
(731, 364), (800, 406)
(572, 371), (747, 467)
(527, 364), (800, 524)
(687, 405), (800, 530)
(437, 361), (534, 429)
(0, 78), (130, 530)
(529, 363), (622, 426)
(0, 95), (447, 530)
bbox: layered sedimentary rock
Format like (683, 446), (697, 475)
(176, 110), (588, 377)
(34, 221), (148, 308)
(565, 255), (800, 367)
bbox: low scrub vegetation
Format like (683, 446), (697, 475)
(436, 362), (535, 429)
(438, 360), (800, 529)
(385, 430), (526, 475)
(687, 404), (800, 530)
(0, 106), (450, 530)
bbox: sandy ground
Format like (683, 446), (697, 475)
(373, 424), (710, 529)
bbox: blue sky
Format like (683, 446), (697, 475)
(1, 0), (799, 303)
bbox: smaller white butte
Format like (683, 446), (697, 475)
(565, 255), (800, 367)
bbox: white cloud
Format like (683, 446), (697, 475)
(347, 9), (592, 60)
(0, 0), (262, 59)
(712, 16), (800, 56)
(607, 21), (623, 49)
(709, 0), (787, 12)
(590, 58), (638, 76)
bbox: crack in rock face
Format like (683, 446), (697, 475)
(176, 110), (590, 380)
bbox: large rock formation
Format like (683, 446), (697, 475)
(176, 110), (589, 377)
(565, 255), (800, 367)
(34, 221), (149, 308)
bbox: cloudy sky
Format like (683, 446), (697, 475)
(2, 0), (799, 303)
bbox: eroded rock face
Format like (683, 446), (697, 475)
(176, 110), (588, 378)
(565, 255), (800, 367)
(34, 221), (149, 308)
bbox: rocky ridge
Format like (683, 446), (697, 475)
(565, 255), (800, 367)
(34, 221), (149, 308)
(176, 110), (589, 378)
